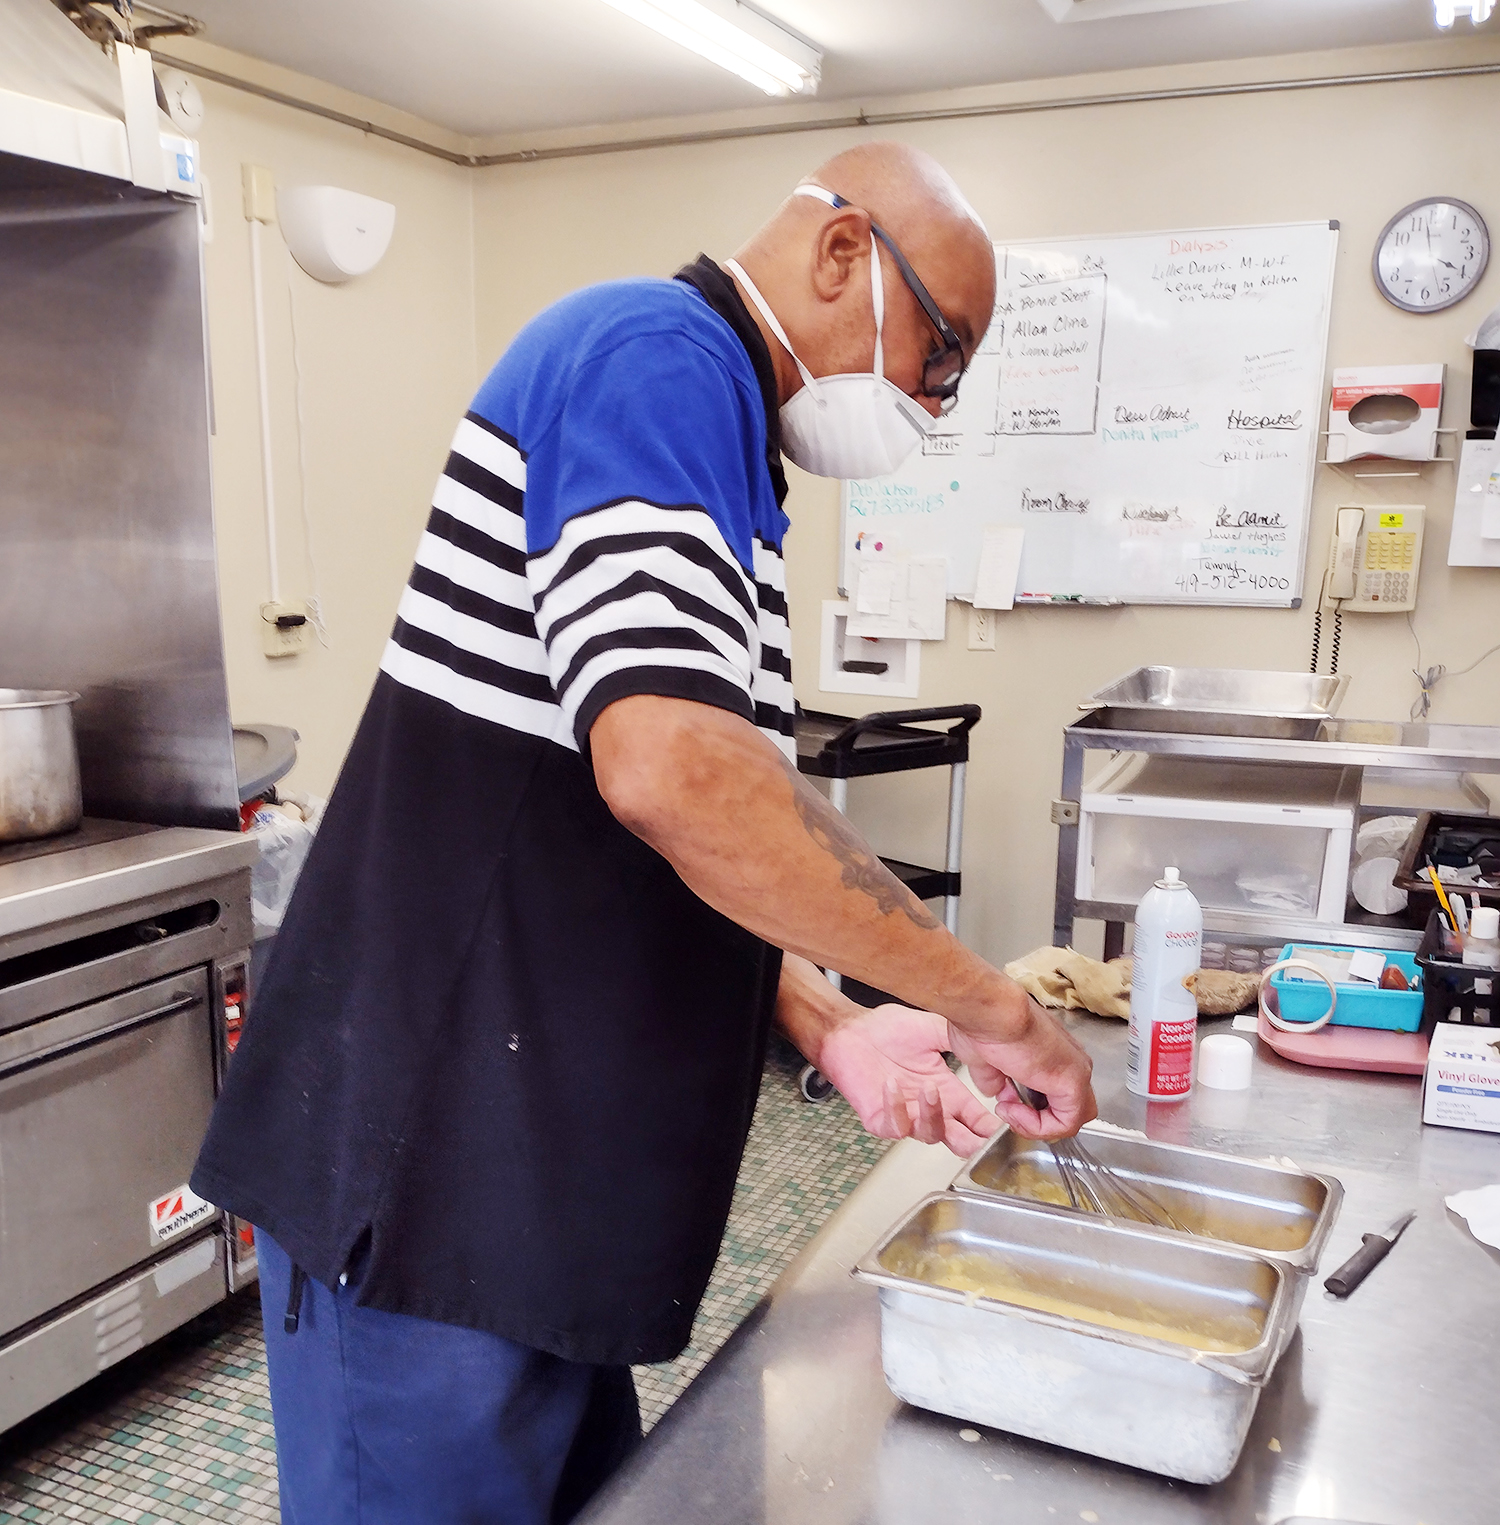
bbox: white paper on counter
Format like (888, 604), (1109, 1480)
(971, 525), (1025, 611)
(846, 555), (948, 641)
(1446, 1184), (1500, 1249)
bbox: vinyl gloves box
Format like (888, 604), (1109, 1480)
(1423, 1021), (1500, 1134)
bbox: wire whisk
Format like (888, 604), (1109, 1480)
(1018, 1086), (1186, 1232)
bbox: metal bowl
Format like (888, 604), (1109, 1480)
(0, 689), (83, 843)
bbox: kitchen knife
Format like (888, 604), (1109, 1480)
(1323, 1209), (1416, 1297)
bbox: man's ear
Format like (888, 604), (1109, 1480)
(809, 209), (871, 304)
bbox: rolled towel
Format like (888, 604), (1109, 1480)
(1003, 946), (1131, 1020)
(1004, 949), (1260, 1019)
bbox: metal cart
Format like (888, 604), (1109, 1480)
(1053, 711), (1500, 961)
(792, 705), (980, 1101)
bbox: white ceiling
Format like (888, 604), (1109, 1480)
(179, 0), (1495, 138)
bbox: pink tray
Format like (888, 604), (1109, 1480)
(1256, 1007), (1428, 1075)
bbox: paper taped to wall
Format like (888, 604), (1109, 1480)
(972, 526), (1025, 610)
(1483, 468), (1500, 540)
(846, 555), (949, 640)
(855, 560), (896, 614)
(906, 559), (948, 639)
(1448, 437), (1500, 567)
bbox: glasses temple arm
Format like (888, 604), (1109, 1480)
(866, 222), (964, 354)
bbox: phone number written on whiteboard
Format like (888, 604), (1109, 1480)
(1173, 563), (1293, 596)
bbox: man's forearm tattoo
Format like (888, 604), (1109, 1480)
(779, 758), (941, 930)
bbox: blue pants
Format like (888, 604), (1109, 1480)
(257, 1233), (640, 1524)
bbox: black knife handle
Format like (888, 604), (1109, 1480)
(1324, 1234), (1393, 1297)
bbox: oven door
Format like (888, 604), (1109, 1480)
(0, 968), (217, 1340)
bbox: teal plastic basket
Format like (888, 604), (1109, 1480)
(1268, 944), (1424, 1032)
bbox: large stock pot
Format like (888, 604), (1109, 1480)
(0, 689), (83, 843)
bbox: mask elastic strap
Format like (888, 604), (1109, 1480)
(869, 230), (886, 382)
(724, 259), (820, 398)
(793, 184), (886, 382)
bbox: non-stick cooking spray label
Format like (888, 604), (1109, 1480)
(1146, 1017), (1196, 1096)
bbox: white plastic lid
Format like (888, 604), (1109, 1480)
(1198, 1034), (1254, 1091)
(1157, 866), (1188, 890)
(1472, 906), (1500, 941)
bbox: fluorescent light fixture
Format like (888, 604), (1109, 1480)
(598, 0), (821, 96)
(1434, 0), (1495, 24)
(1036, 0), (1245, 18)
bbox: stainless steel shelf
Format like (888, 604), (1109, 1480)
(1069, 715), (1500, 772)
(1070, 899), (1421, 952)
(1054, 712), (1500, 950)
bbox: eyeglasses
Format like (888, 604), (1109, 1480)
(795, 184), (968, 413)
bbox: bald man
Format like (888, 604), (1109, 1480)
(193, 141), (1096, 1524)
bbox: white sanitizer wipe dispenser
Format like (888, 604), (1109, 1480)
(1127, 867), (1203, 1101)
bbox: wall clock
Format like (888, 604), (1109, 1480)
(1373, 197), (1489, 313)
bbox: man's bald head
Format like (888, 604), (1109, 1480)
(732, 141), (995, 418)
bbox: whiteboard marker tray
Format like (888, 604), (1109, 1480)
(1081, 667), (1350, 739)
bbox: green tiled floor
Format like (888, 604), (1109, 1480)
(0, 1049), (888, 1521)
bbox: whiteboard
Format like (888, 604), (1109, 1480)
(840, 221), (1339, 607)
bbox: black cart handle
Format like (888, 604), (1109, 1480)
(823, 705), (981, 756)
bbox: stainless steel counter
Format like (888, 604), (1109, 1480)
(0, 825), (257, 941)
(582, 1019), (1500, 1525)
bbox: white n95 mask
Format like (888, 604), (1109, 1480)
(725, 254), (932, 481)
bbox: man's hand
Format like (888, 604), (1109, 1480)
(814, 1003), (1001, 1157)
(947, 999), (1097, 1141)
(772, 955), (1093, 1155)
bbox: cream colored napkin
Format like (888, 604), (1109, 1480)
(1003, 947), (1132, 1020)
(1003, 949), (1259, 1020)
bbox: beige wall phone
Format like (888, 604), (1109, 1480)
(1311, 504), (1424, 674)
(1324, 504), (1425, 612)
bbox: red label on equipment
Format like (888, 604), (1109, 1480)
(1147, 1017), (1196, 1096)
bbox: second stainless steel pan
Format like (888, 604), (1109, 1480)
(1080, 666), (1350, 739)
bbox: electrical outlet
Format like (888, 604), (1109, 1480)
(261, 599), (310, 658)
(967, 604), (996, 651)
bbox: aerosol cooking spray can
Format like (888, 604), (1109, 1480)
(1126, 867), (1203, 1100)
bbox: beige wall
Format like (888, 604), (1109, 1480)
(469, 37), (1500, 965)
(186, 34), (1500, 966)
(183, 43), (477, 795)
